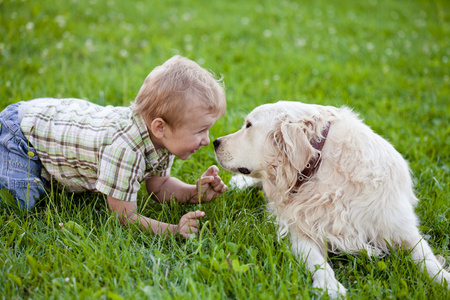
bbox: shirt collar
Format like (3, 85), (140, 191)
(133, 112), (171, 163)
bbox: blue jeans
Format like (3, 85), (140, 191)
(0, 102), (46, 209)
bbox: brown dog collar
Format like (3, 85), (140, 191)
(291, 122), (330, 193)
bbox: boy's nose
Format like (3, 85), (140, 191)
(202, 136), (210, 146)
(213, 139), (221, 149)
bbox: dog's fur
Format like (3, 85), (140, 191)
(214, 101), (449, 298)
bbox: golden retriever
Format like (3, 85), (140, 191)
(213, 101), (449, 298)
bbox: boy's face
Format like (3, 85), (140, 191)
(156, 109), (219, 160)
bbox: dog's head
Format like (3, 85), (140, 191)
(214, 101), (332, 184)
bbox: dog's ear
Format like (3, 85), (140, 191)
(273, 115), (317, 172)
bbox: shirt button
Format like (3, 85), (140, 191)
(27, 151), (35, 157)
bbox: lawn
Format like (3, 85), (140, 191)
(1, 0), (449, 299)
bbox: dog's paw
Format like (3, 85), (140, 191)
(229, 174), (262, 190)
(313, 279), (347, 299)
(431, 264), (450, 289)
(442, 269), (450, 289)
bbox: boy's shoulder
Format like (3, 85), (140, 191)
(22, 98), (152, 151)
(25, 98), (132, 119)
(22, 98), (143, 136)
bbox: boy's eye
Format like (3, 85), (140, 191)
(246, 122), (252, 128)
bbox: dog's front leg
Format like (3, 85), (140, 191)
(229, 174), (262, 190)
(290, 232), (347, 298)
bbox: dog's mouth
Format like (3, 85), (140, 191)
(237, 167), (251, 175)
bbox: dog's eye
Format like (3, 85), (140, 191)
(246, 122), (252, 128)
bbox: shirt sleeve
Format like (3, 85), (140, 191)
(95, 144), (144, 201)
(161, 155), (174, 176)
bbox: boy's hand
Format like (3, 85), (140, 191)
(175, 210), (205, 239)
(194, 165), (228, 203)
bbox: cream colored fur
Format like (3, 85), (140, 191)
(214, 101), (449, 298)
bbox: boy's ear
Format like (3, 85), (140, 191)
(150, 118), (167, 138)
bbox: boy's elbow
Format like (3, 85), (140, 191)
(116, 207), (138, 225)
(117, 213), (132, 225)
(107, 195), (137, 223)
(145, 176), (172, 202)
(145, 176), (170, 192)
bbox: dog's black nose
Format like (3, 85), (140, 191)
(213, 139), (221, 150)
(238, 167), (251, 175)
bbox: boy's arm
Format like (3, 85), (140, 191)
(107, 195), (176, 236)
(145, 165), (227, 204)
(107, 195), (204, 238)
(145, 176), (197, 203)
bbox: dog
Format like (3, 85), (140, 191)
(213, 101), (450, 298)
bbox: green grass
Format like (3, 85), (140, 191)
(1, 0), (449, 298)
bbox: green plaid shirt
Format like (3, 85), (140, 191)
(20, 98), (174, 201)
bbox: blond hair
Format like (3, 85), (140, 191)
(131, 55), (226, 128)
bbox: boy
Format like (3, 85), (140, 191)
(0, 55), (228, 239)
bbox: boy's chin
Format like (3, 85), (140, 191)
(175, 149), (198, 160)
(178, 153), (192, 160)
